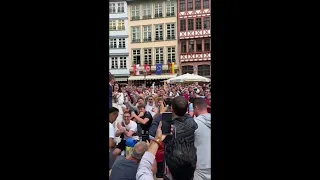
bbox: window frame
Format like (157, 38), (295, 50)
(143, 25), (152, 42)
(196, 18), (202, 30)
(143, 4), (152, 19)
(166, 1), (175, 17)
(166, 23), (175, 40)
(119, 57), (127, 69)
(132, 49), (141, 65)
(144, 48), (152, 66)
(131, 26), (141, 43)
(111, 57), (118, 69)
(196, 39), (202, 52)
(187, 0), (193, 11)
(182, 65), (194, 74)
(131, 5), (140, 20)
(109, 3), (116, 13)
(118, 38), (126, 49)
(188, 19), (194, 31)
(118, 20), (125, 30)
(203, 0), (210, 9)
(155, 24), (163, 41)
(180, 19), (186, 31)
(198, 65), (210, 76)
(167, 47), (176, 63)
(181, 40), (187, 53)
(110, 39), (117, 49)
(117, 2), (125, 13)
(109, 20), (116, 31)
(180, 0), (186, 12)
(204, 17), (210, 29)
(154, 3), (163, 18)
(155, 47), (164, 64)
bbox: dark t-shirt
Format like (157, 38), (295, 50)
(110, 156), (138, 180)
(140, 111), (153, 131)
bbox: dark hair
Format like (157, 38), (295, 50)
(109, 107), (119, 114)
(123, 110), (131, 115)
(137, 96), (144, 101)
(113, 84), (122, 93)
(109, 73), (114, 82)
(193, 98), (207, 110)
(165, 138), (197, 180)
(172, 96), (188, 116)
(137, 104), (145, 110)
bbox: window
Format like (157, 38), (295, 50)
(189, 40), (194, 52)
(144, 48), (152, 66)
(143, 4), (151, 19)
(154, 3), (163, 18)
(110, 3), (116, 13)
(143, 26), (152, 42)
(187, 0), (193, 11)
(204, 0), (209, 9)
(198, 65), (210, 76)
(188, 19), (194, 31)
(118, 20), (125, 30)
(118, 38), (126, 48)
(132, 26), (141, 43)
(110, 39), (117, 48)
(180, 0), (185, 12)
(109, 21), (116, 31)
(155, 24), (163, 41)
(181, 40), (187, 53)
(196, 40), (202, 52)
(166, 23), (175, 40)
(196, 18), (202, 30)
(111, 57), (118, 69)
(132, 49), (141, 64)
(167, 47), (176, 63)
(195, 0), (201, 10)
(166, 1), (175, 17)
(119, 57), (127, 69)
(204, 17), (210, 29)
(182, 66), (194, 74)
(180, 19), (186, 31)
(155, 48), (164, 64)
(204, 39), (210, 51)
(131, 5), (140, 20)
(118, 2), (125, 13)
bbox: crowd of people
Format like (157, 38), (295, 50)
(108, 73), (211, 180)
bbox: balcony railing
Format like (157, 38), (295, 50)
(155, 36), (163, 41)
(154, 13), (163, 18)
(166, 12), (175, 17)
(167, 35), (175, 40)
(131, 16), (140, 20)
(143, 38), (152, 42)
(142, 15), (152, 19)
(132, 39), (141, 43)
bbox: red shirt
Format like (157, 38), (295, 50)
(155, 142), (165, 162)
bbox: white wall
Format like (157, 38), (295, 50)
(109, 1), (130, 77)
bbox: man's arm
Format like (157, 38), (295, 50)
(135, 115), (150, 125)
(124, 130), (135, 137)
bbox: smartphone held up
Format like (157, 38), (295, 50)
(161, 112), (173, 135)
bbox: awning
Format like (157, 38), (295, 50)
(115, 77), (128, 82)
(128, 74), (177, 81)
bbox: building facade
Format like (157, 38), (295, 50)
(109, 1), (131, 82)
(177, 0), (211, 78)
(127, 0), (178, 86)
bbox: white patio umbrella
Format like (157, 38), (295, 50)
(167, 73), (210, 83)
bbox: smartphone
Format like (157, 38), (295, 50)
(161, 112), (173, 135)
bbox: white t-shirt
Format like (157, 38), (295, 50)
(109, 122), (115, 139)
(122, 120), (139, 140)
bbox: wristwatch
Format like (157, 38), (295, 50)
(152, 138), (161, 146)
